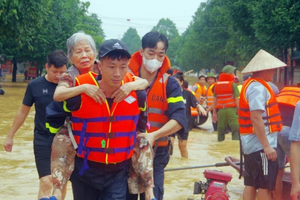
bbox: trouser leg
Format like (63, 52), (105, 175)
(217, 109), (227, 141)
(227, 108), (239, 140)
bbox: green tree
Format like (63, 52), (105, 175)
(152, 18), (180, 65)
(0, 0), (51, 81)
(76, 13), (105, 49)
(177, 2), (230, 73)
(251, 0), (300, 50)
(0, 0), (105, 79)
(121, 28), (141, 55)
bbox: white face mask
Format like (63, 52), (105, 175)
(142, 56), (163, 73)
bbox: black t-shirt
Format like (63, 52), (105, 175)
(182, 89), (198, 131)
(23, 76), (57, 145)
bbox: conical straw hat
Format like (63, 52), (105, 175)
(242, 49), (287, 74)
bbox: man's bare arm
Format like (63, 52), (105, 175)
(250, 110), (277, 161)
(4, 104), (31, 152)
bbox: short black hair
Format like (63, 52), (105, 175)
(198, 75), (206, 79)
(47, 50), (68, 68)
(173, 72), (184, 82)
(99, 50), (130, 61)
(183, 80), (189, 89)
(142, 31), (169, 51)
(166, 68), (173, 75)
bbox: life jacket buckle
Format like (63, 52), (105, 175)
(108, 116), (116, 122)
(107, 132), (115, 138)
(105, 148), (114, 154)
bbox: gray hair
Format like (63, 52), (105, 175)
(66, 31), (97, 58)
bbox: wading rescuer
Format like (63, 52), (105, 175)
(192, 74), (207, 105)
(46, 39), (153, 200)
(127, 31), (188, 200)
(205, 72), (217, 131)
(212, 65), (239, 141)
(4, 51), (68, 199)
(238, 49), (286, 200)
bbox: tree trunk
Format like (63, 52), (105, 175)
(290, 49), (294, 85)
(283, 49), (288, 86)
(12, 57), (17, 82)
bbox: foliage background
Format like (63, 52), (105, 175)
(1, 0), (299, 81)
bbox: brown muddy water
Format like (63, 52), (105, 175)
(0, 82), (243, 200)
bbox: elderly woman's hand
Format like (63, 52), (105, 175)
(111, 82), (133, 102)
(82, 84), (106, 104)
(197, 104), (207, 116)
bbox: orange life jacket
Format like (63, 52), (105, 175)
(193, 83), (207, 100)
(214, 73), (236, 109)
(205, 84), (215, 107)
(238, 78), (282, 135)
(276, 86), (300, 107)
(71, 72), (140, 165)
(129, 51), (171, 147)
(188, 89), (198, 117)
(276, 86), (300, 126)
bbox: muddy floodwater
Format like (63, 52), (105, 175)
(0, 82), (243, 200)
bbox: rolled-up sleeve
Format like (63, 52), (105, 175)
(166, 76), (188, 134)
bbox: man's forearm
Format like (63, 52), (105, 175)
(251, 114), (270, 148)
(7, 105), (30, 139)
(151, 119), (182, 140)
(54, 85), (85, 102)
(130, 77), (149, 91)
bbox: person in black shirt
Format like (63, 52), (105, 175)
(170, 73), (206, 158)
(3, 50), (68, 199)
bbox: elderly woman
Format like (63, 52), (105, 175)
(40, 32), (149, 200)
(54, 31), (149, 103)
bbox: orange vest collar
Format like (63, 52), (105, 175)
(219, 73), (234, 81)
(129, 51), (171, 76)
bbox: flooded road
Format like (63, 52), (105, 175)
(0, 82), (243, 200)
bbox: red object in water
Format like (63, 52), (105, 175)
(204, 169), (232, 183)
(204, 170), (232, 200)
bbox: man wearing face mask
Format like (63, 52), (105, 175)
(127, 31), (188, 200)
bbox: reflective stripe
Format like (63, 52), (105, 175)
(262, 113), (281, 120)
(239, 116), (251, 120)
(167, 96), (184, 103)
(239, 107), (249, 112)
(140, 102), (147, 112)
(148, 108), (167, 115)
(217, 94), (233, 97)
(45, 122), (61, 134)
(149, 121), (164, 128)
(159, 73), (169, 83)
(63, 101), (71, 112)
(217, 81), (230, 84)
(240, 121), (282, 128)
(266, 102), (278, 108)
(239, 124), (252, 128)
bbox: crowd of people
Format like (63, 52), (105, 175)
(3, 30), (300, 200)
